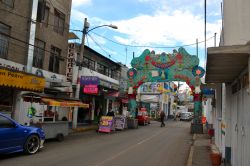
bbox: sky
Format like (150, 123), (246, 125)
(70, 0), (222, 69)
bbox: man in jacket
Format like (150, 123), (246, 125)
(160, 111), (166, 127)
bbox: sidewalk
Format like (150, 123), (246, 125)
(69, 124), (98, 133)
(187, 125), (213, 166)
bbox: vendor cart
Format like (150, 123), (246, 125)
(36, 121), (69, 141)
(22, 93), (89, 141)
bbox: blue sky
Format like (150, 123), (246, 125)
(70, 0), (222, 68)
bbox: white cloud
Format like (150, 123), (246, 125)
(70, 0), (222, 60)
(72, 0), (92, 7)
(113, 9), (221, 48)
(71, 9), (88, 23)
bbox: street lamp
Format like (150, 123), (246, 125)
(72, 18), (118, 128)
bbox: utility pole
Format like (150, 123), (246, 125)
(214, 32), (217, 47)
(72, 18), (89, 128)
(26, 0), (38, 73)
(196, 38), (198, 58)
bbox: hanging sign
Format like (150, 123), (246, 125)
(80, 76), (99, 86)
(66, 43), (76, 82)
(83, 85), (98, 94)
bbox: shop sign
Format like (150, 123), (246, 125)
(80, 76), (99, 85)
(98, 116), (114, 133)
(0, 68), (45, 91)
(66, 43), (76, 82)
(114, 116), (126, 130)
(202, 88), (215, 98)
(0, 58), (25, 71)
(99, 80), (119, 90)
(83, 85), (98, 94)
(140, 82), (162, 93)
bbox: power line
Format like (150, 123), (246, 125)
(0, 7), (72, 32)
(90, 31), (214, 49)
(87, 34), (117, 61)
(0, 31), (68, 60)
(88, 33), (129, 62)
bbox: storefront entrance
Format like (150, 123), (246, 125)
(0, 87), (14, 116)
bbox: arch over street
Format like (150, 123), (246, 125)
(127, 47), (205, 133)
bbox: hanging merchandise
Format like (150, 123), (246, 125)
(27, 106), (36, 118)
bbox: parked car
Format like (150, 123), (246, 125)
(137, 111), (150, 125)
(180, 112), (192, 121)
(0, 113), (45, 155)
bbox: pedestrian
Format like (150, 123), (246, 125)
(173, 110), (176, 121)
(160, 110), (166, 127)
(106, 108), (115, 116)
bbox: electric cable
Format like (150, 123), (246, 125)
(90, 31), (215, 49)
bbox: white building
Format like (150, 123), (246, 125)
(205, 0), (250, 165)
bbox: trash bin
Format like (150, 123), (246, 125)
(127, 118), (138, 129)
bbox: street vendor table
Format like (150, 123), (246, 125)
(34, 121), (68, 141)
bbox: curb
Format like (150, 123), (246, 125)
(71, 125), (98, 133)
(187, 134), (197, 166)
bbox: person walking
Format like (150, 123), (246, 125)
(160, 110), (166, 127)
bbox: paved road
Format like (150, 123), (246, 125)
(0, 120), (192, 166)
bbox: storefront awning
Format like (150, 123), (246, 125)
(0, 67), (45, 92)
(206, 43), (250, 83)
(41, 98), (89, 108)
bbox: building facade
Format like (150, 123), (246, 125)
(68, 43), (123, 126)
(205, 0), (250, 165)
(0, 0), (73, 124)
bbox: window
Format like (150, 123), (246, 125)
(97, 63), (109, 76)
(53, 9), (65, 35)
(0, 22), (10, 59)
(105, 68), (110, 77)
(97, 63), (105, 74)
(0, 115), (15, 128)
(49, 46), (61, 73)
(111, 70), (120, 80)
(37, 1), (49, 26)
(33, 39), (45, 68)
(2, 0), (14, 8)
(82, 56), (95, 70)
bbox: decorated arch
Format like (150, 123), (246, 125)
(127, 47), (205, 131)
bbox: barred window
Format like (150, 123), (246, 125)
(33, 39), (45, 68)
(53, 9), (65, 35)
(37, 1), (49, 26)
(83, 56), (95, 70)
(97, 63), (105, 75)
(2, 0), (14, 8)
(49, 46), (61, 73)
(0, 22), (10, 59)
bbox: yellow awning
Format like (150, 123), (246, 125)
(41, 98), (89, 108)
(0, 67), (45, 92)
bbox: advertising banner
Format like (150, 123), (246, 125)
(98, 116), (114, 133)
(80, 76), (99, 86)
(0, 68), (45, 91)
(114, 116), (126, 130)
(83, 85), (98, 94)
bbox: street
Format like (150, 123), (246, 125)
(0, 120), (192, 166)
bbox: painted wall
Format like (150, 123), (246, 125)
(228, 73), (250, 166)
(223, 0), (250, 46)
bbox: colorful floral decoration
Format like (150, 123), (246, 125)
(192, 66), (205, 78)
(127, 68), (137, 79)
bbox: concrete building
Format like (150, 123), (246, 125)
(205, 0), (250, 165)
(68, 43), (123, 126)
(0, 0), (73, 125)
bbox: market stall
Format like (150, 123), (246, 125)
(22, 93), (89, 141)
